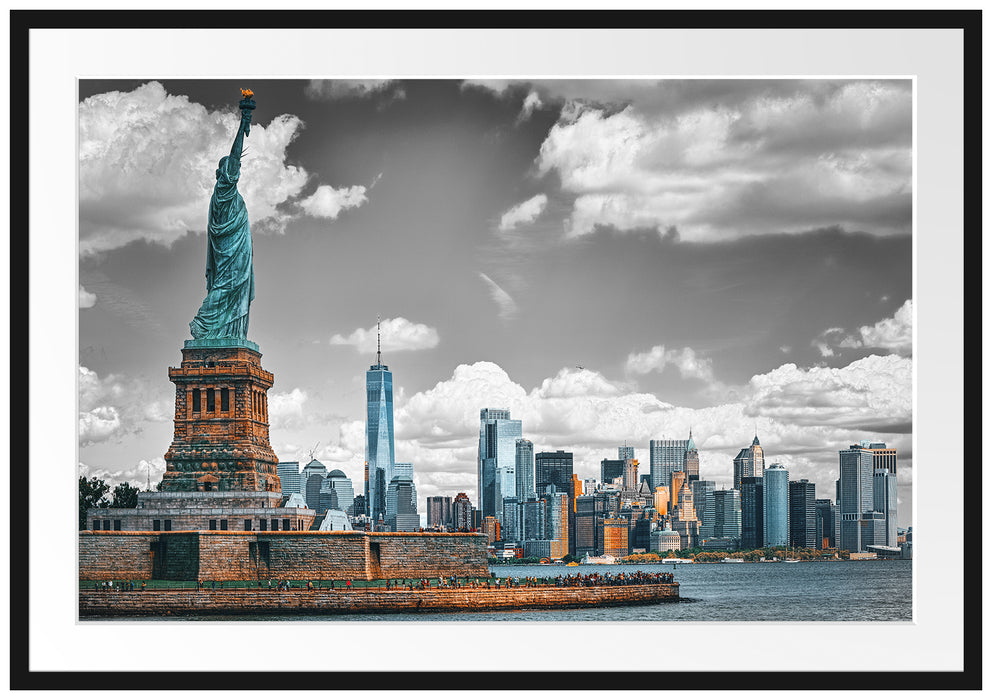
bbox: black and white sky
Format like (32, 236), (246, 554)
(78, 78), (913, 525)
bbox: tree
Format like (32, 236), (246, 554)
(111, 482), (139, 508)
(79, 476), (110, 530)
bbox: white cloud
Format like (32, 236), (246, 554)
(625, 345), (714, 382)
(329, 317), (440, 353)
(78, 365), (171, 446)
(79, 81), (309, 254)
(478, 272), (518, 321)
(304, 79), (403, 101)
(79, 285), (97, 308)
(79, 458), (166, 490)
(268, 388), (309, 430)
(79, 406), (123, 445)
(498, 194), (548, 231)
(517, 90), (544, 122)
(298, 184), (368, 219)
(814, 300), (913, 357)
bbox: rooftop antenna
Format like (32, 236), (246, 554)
(377, 314), (382, 366)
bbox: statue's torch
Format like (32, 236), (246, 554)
(239, 88), (256, 136)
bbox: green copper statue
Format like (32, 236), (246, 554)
(189, 91), (257, 340)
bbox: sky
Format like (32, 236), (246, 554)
(77, 78), (913, 526)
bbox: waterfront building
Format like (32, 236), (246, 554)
(600, 458), (624, 485)
(651, 526), (682, 553)
(619, 445), (635, 461)
(366, 326), (395, 524)
(789, 479), (817, 549)
(838, 441), (888, 553)
(478, 409), (523, 524)
(815, 498), (837, 549)
(515, 439), (536, 502)
(426, 495), (452, 529)
(649, 437), (690, 489)
(870, 443), (899, 547)
(763, 464), (789, 547)
(452, 492), (473, 530)
(602, 518), (629, 559)
(691, 480), (716, 535)
(740, 476), (764, 549)
(703, 488), (742, 543)
(733, 434), (765, 492)
(277, 461), (302, 498)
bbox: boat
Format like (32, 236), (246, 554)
(721, 558), (745, 563)
(580, 554), (617, 565)
(566, 562), (579, 567)
(661, 557), (694, 564)
(783, 544), (801, 563)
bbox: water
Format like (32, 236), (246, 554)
(103, 559), (911, 622)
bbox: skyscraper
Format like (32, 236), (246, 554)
(870, 443), (898, 547)
(319, 469), (355, 516)
(276, 461), (302, 498)
(452, 492), (473, 530)
(702, 488), (742, 542)
(838, 441), (888, 553)
(740, 476), (764, 549)
(426, 495), (452, 529)
(478, 409), (522, 523)
(788, 479), (817, 549)
(544, 491), (569, 559)
(733, 434), (765, 491)
(366, 320), (395, 525)
(600, 458), (624, 485)
(618, 445), (635, 461)
(683, 431), (700, 482)
(763, 463), (789, 547)
(691, 480), (716, 535)
(301, 459), (328, 511)
(649, 432), (696, 489)
(815, 498), (836, 549)
(622, 458), (639, 491)
(515, 438), (535, 502)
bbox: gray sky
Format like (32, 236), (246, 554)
(78, 78), (913, 526)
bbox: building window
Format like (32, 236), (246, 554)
(221, 388), (230, 412)
(283, 518), (291, 531)
(244, 519), (252, 531)
(93, 519), (101, 530)
(259, 519), (267, 531)
(113, 520), (121, 531)
(103, 519), (110, 531)
(271, 519), (279, 531)
(153, 519), (161, 531)
(220, 519), (228, 531)
(207, 388), (215, 413)
(209, 519), (217, 530)
(164, 520), (172, 531)
(192, 389), (201, 413)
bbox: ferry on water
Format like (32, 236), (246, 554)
(721, 558), (745, 563)
(580, 554), (618, 565)
(661, 558), (694, 564)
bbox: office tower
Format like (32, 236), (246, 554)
(277, 461), (302, 498)
(649, 437), (690, 489)
(670, 478), (699, 549)
(691, 480), (716, 535)
(740, 476), (764, 549)
(452, 492), (473, 530)
(366, 321), (395, 525)
(582, 478), (598, 495)
(426, 495), (452, 529)
(386, 473), (418, 532)
(478, 409), (523, 523)
(535, 450), (575, 554)
(838, 441), (886, 553)
(600, 458), (624, 485)
(670, 471), (686, 514)
(482, 516), (500, 544)
(520, 498), (547, 542)
(763, 463), (789, 547)
(815, 499), (836, 549)
(653, 486), (669, 516)
(318, 469), (355, 516)
(651, 526), (682, 553)
(515, 439), (535, 502)
(869, 443), (898, 547)
(622, 458), (639, 491)
(683, 430), (699, 481)
(733, 434), (765, 491)
(602, 518), (629, 559)
(789, 479), (817, 549)
(501, 497), (521, 542)
(619, 445), (635, 461)
(703, 489), (742, 542)
(301, 459), (328, 510)
(544, 491), (569, 559)
(573, 474), (583, 500)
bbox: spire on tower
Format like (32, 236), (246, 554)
(377, 314), (382, 366)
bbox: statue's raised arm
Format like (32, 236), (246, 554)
(189, 90), (257, 341)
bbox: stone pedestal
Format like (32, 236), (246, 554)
(162, 339), (281, 493)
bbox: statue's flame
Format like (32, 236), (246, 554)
(241, 88), (254, 99)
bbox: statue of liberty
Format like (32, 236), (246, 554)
(189, 90), (257, 340)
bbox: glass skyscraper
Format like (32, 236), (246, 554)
(478, 409), (522, 523)
(763, 463), (789, 547)
(366, 347), (395, 525)
(649, 433), (694, 489)
(515, 439), (535, 502)
(788, 479), (817, 548)
(740, 476), (764, 549)
(733, 434), (765, 491)
(838, 441), (893, 552)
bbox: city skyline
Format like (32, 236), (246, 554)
(78, 78), (913, 527)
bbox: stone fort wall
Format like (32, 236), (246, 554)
(79, 531), (489, 581)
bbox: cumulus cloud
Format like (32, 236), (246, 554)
(79, 81), (310, 254)
(329, 317), (440, 353)
(815, 300), (913, 357)
(80, 458), (166, 490)
(79, 285), (97, 308)
(304, 79), (404, 101)
(533, 80), (911, 241)
(78, 365), (172, 446)
(625, 345), (714, 382)
(298, 184), (368, 219)
(517, 90), (544, 122)
(478, 272), (518, 321)
(268, 388), (309, 430)
(498, 194), (548, 231)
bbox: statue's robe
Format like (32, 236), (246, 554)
(190, 154), (255, 339)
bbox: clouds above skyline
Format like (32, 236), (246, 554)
(329, 317), (440, 353)
(298, 184), (369, 219)
(498, 194), (548, 231)
(625, 345), (715, 383)
(816, 299), (913, 357)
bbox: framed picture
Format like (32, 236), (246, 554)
(10, 8), (980, 692)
